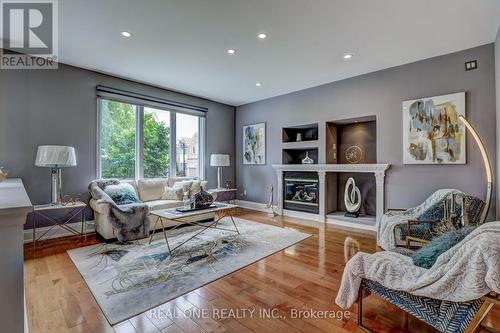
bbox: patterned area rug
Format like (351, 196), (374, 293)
(68, 217), (310, 325)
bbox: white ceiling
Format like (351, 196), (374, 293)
(56, 0), (500, 106)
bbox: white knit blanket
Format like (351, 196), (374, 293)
(377, 189), (463, 250)
(336, 222), (500, 309)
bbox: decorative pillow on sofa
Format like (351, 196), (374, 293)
(137, 178), (168, 201)
(162, 181), (192, 200)
(189, 180), (209, 197)
(103, 183), (140, 205)
(411, 226), (476, 269)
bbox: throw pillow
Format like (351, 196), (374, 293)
(162, 185), (184, 200)
(411, 226), (476, 269)
(162, 181), (192, 200)
(190, 181), (202, 197)
(103, 183), (140, 205)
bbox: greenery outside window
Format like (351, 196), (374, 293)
(98, 97), (204, 180)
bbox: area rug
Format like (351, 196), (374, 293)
(68, 217), (310, 325)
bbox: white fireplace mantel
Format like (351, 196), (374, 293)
(272, 164), (391, 230)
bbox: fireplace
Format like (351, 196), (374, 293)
(283, 172), (319, 214)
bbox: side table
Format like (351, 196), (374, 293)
(208, 188), (237, 203)
(32, 201), (87, 251)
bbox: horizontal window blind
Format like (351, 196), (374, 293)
(96, 85), (207, 117)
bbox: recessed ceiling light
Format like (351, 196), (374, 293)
(121, 31), (132, 37)
(256, 83), (262, 87)
(227, 49), (236, 55)
(343, 53), (353, 60)
(257, 32), (268, 39)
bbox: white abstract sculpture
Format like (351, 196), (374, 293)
(344, 177), (361, 217)
(266, 184), (277, 217)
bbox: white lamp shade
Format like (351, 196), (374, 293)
(35, 145), (77, 167)
(210, 154), (230, 167)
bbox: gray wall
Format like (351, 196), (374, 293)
(496, 28), (500, 218)
(0, 62), (235, 210)
(236, 44), (497, 219)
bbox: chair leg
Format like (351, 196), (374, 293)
(358, 284), (375, 333)
(464, 301), (494, 333)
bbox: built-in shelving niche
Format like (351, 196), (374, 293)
(325, 116), (377, 223)
(282, 123), (318, 143)
(282, 148), (319, 164)
(282, 123), (319, 164)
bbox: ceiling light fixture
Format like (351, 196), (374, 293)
(120, 31), (132, 37)
(257, 32), (268, 39)
(343, 53), (353, 60)
(227, 49), (236, 55)
(256, 83), (262, 87)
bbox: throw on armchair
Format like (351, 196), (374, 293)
(336, 222), (500, 333)
(377, 189), (484, 250)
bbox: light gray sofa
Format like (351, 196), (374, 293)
(89, 177), (214, 240)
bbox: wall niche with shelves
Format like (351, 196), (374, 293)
(282, 148), (318, 164)
(326, 116), (376, 164)
(282, 123), (318, 143)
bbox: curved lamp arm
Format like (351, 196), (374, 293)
(458, 115), (492, 223)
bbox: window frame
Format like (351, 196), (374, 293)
(96, 97), (205, 180)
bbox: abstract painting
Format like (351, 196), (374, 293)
(243, 122), (266, 164)
(403, 92), (466, 164)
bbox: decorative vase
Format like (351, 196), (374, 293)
(301, 151), (314, 164)
(190, 187), (214, 209)
(296, 133), (303, 142)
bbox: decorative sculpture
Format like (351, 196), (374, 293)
(344, 177), (361, 217)
(301, 151), (314, 164)
(266, 184), (277, 217)
(189, 187), (214, 209)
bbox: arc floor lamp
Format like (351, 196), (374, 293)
(458, 115), (492, 223)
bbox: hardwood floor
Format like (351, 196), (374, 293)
(24, 209), (499, 333)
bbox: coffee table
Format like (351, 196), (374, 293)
(149, 203), (239, 254)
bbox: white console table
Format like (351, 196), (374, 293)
(0, 179), (32, 333)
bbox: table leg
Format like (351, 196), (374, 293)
(159, 218), (171, 254)
(82, 208), (86, 242)
(149, 216), (160, 244)
(229, 211), (240, 234)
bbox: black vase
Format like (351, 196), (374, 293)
(190, 187), (214, 209)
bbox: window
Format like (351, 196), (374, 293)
(100, 100), (136, 179)
(98, 92), (205, 180)
(176, 113), (200, 177)
(143, 107), (171, 178)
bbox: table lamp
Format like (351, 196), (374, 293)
(210, 154), (230, 189)
(35, 145), (77, 204)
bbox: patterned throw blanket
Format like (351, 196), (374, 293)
(336, 222), (500, 309)
(89, 179), (150, 241)
(377, 189), (463, 250)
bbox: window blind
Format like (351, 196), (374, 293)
(96, 85), (207, 117)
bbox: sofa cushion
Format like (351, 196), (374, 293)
(137, 178), (168, 201)
(189, 180), (209, 197)
(103, 183), (140, 205)
(146, 199), (183, 211)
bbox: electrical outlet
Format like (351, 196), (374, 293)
(465, 60), (477, 71)
(243, 189), (247, 196)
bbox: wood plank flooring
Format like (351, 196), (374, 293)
(24, 209), (499, 333)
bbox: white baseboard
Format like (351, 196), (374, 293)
(234, 200), (278, 213)
(235, 200), (323, 222)
(23, 220), (95, 243)
(282, 209), (323, 222)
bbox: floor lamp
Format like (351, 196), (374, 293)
(458, 115), (492, 223)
